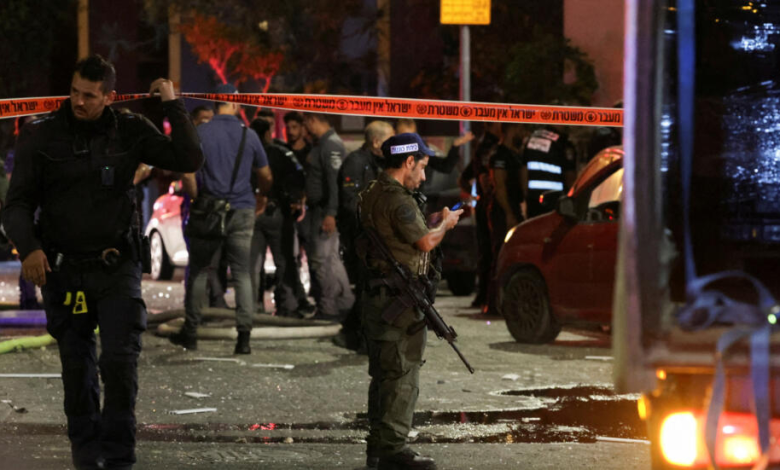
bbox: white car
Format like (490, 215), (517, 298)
(143, 184), (310, 292)
(144, 184), (188, 280)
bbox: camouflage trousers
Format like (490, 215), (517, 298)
(362, 285), (427, 458)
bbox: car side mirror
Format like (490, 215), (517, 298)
(556, 197), (577, 220)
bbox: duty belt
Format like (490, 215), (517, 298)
(52, 248), (124, 272)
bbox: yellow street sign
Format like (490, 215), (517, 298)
(441, 0), (491, 25)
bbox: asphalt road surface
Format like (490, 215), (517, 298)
(0, 263), (650, 469)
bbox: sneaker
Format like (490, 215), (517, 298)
(234, 331), (251, 355)
(169, 330), (197, 350)
(377, 448), (436, 470)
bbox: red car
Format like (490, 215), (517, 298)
(495, 146), (624, 343)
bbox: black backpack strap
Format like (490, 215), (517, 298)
(228, 126), (248, 194)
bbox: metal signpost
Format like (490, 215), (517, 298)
(441, 0), (491, 165)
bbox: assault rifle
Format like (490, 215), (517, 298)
(363, 226), (475, 374)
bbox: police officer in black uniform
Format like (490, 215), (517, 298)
(249, 118), (306, 316)
(334, 120), (394, 350)
(458, 123), (501, 310)
(2, 55), (203, 470)
(522, 126), (577, 219)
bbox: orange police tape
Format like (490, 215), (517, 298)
(0, 92), (623, 127)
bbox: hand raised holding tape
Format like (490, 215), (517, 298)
(149, 78), (176, 102)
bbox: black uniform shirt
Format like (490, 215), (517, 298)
(2, 99), (203, 259)
(522, 128), (575, 194)
(262, 142), (306, 206)
(489, 143), (523, 218)
(338, 145), (382, 223)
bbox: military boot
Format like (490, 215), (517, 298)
(234, 331), (251, 355)
(377, 448), (436, 470)
(169, 330), (197, 350)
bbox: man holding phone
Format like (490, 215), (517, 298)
(358, 133), (463, 470)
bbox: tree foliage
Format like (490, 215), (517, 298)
(144, 0), (367, 93)
(504, 28), (598, 106)
(178, 13), (283, 91)
(408, 0), (597, 106)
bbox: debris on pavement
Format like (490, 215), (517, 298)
(501, 374), (520, 381)
(193, 357), (246, 365)
(184, 392), (212, 399)
(2, 400), (27, 414)
(251, 363), (295, 370)
(168, 408), (217, 415)
(0, 373), (61, 378)
(596, 436), (650, 444)
(585, 356), (613, 361)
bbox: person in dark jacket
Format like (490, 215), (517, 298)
(2, 55), (203, 470)
(301, 113), (355, 320)
(334, 120), (394, 350)
(249, 117), (306, 316)
(458, 123), (501, 311)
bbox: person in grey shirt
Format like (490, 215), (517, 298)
(300, 113), (354, 320)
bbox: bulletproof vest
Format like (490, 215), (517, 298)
(37, 108), (139, 254)
(357, 175), (429, 277)
(524, 128), (568, 193)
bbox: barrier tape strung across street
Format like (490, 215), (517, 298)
(0, 92), (623, 127)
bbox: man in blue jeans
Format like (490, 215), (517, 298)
(170, 84), (272, 354)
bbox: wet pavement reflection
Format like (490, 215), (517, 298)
(0, 385), (644, 445)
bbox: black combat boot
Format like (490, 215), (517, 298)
(234, 331), (251, 355)
(378, 448), (436, 470)
(169, 330), (197, 350)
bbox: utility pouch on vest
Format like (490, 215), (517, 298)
(370, 274), (417, 325)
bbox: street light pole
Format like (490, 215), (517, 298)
(78, 0), (89, 59)
(460, 24), (471, 165)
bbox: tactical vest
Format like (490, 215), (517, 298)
(34, 107), (141, 255)
(358, 176), (430, 277)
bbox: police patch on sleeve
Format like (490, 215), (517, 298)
(395, 203), (417, 224)
(330, 151), (343, 170)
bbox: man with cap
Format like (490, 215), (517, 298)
(171, 83), (272, 354)
(358, 133), (463, 470)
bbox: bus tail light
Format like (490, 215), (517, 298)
(658, 411), (780, 467)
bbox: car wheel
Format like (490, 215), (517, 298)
(150, 231), (174, 281)
(445, 272), (476, 296)
(501, 269), (560, 343)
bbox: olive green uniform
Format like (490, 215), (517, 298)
(358, 171), (431, 459)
